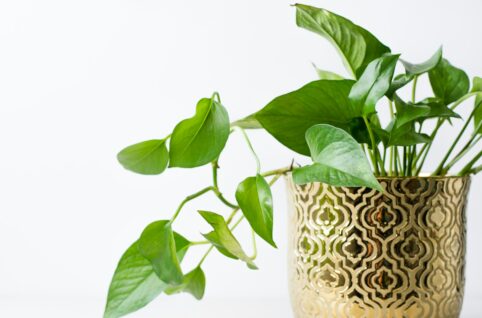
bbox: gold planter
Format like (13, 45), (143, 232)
(286, 176), (471, 318)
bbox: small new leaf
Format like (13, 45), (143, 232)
(401, 46), (443, 75)
(235, 174), (276, 248)
(349, 54), (400, 116)
(117, 139), (169, 175)
(165, 266), (206, 300)
(199, 211), (257, 269)
(295, 4), (390, 78)
(292, 124), (382, 191)
(169, 96), (230, 168)
(138, 221), (183, 285)
(429, 58), (470, 104)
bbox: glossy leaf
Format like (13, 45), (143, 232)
(117, 139), (169, 175)
(231, 114), (262, 129)
(292, 124), (382, 191)
(386, 121), (431, 146)
(394, 95), (430, 128)
(256, 80), (359, 155)
(199, 211), (257, 269)
(169, 97), (230, 168)
(417, 98), (461, 120)
(401, 46), (443, 75)
(386, 73), (414, 99)
(472, 77), (482, 134)
(104, 233), (190, 318)
(349, 54), (400, 115)
(429, 58), (470, 104)
(138, 221), (183, 285)
(235, 174), (276, 248)
(165, 266), (206, 300)
(295, 4), (390, 78)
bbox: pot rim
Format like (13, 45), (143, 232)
(284, 172), (471, 181)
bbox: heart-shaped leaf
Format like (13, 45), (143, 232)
(295, 4), (390, 78)
(429, 58), (470, 104)
(117, 139), (169, 175)
(394, 95), (431, 128)
(401, 46), (443, 75)
(164, 266), (206, 300)
(386, 73), (414, 99)
(169, 96), (230, 168)
(417, 98), (461, 120)
(235, 174), (276, 248)
(104, 233), (190, 318)
(199, 211), (257, 269)
(256, 79), (359, 155)
(293, 124), (382, 191)
(386, 121), (431, 146)
(349, 54), (400, 115)
(138, 221), (183, 285)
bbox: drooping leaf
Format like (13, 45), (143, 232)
(165, 266), (206, 300)
(349, 54), (400, 115)
(169, 96), (230, 168)
(417, 98), (461, 120)
(312, 64), (344, 80)
(138, 221), (183, 285)
(198, 210), (257, 269)
(428, 58), (470, 104)
(394, 95), (430, 128)
(295, 4), (390, 78)
(472, 77), (482, 134)
(292, 124), (382, 191)
(386, 73), (414, 99)
(256, 80), (359, 155)
(104, 233), (190, 318)
(117, 139), (169, 175)
(401, 46), (443, 75)
(235, 174), (276, 248)
(231, 113), (262, 129)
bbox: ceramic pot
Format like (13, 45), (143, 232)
(286, 176), (471, 318)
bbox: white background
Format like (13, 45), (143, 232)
(1, 0), (481, 317)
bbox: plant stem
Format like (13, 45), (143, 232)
(261, 166), (292, 177)
(412, 75), (418, 103)
(433, 109), (476, 175)
(170, 186), (214, 223)
(249, 230), (258, 260)
(198, 246), (214, 267)
(235, 127), (261, 174)
(442, 135), (481, 174)
(467, 164), (482, 175)
(211, 160), (238, 209)
(459, 150), (482, 175)
(363, 116), (380, 175)
(389, 100), (395, 119)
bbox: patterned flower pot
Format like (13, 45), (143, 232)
(286, 176), (471, 318)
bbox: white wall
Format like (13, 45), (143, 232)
(0, 0), (480, 317)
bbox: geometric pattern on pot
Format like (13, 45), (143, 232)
(286, 176), (471, 318)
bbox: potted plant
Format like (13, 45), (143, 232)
(104, 4), (481, 318)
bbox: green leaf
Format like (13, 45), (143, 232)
(429, 58), (470, 104)
(417, 98), (461, 120)
(198, 210), (257, 269)
(386, 121), (431, 146)
(349, 54), (400, 115)
(472, 77), (482, 134)
(295, 4), (390, 78)
(235, 174), (276, 248)
(169, 96), (230, 168)
(386, 73), (414, 99)
(401, 46), (443, 75)
(313, 64), (344, 80)
(104, 233), (190, 318)
(138, 221), (183, 285)
(231, 114), (262, 129)
(117, 139), (169, 175)
(165, 266), (206, 300)
(256, 79), (359, 155)
(292, 124), (382, 191)
(394, 95), (430, 128)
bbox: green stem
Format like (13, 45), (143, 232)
(212, 91), (221, 103)
(412, 75), (418, 103)
(235, 127), (261, 174)
(433, 110), (476, 175)
(363, 116), (380, 175)
(249, 230), (258, 260)
(389, 100), (395, 119)
(170, 186), (214, 223)
(211, 160), (238, 209)
(459, 151), (482, 175)
(467, 164), (482, 175)
(442, 135), (481, 174)
(198, 246), (214, 267)
(261, 166), (292, 177)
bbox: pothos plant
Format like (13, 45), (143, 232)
(104, 4), (482, 317)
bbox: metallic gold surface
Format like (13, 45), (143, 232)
(286, 176), (471, 318)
